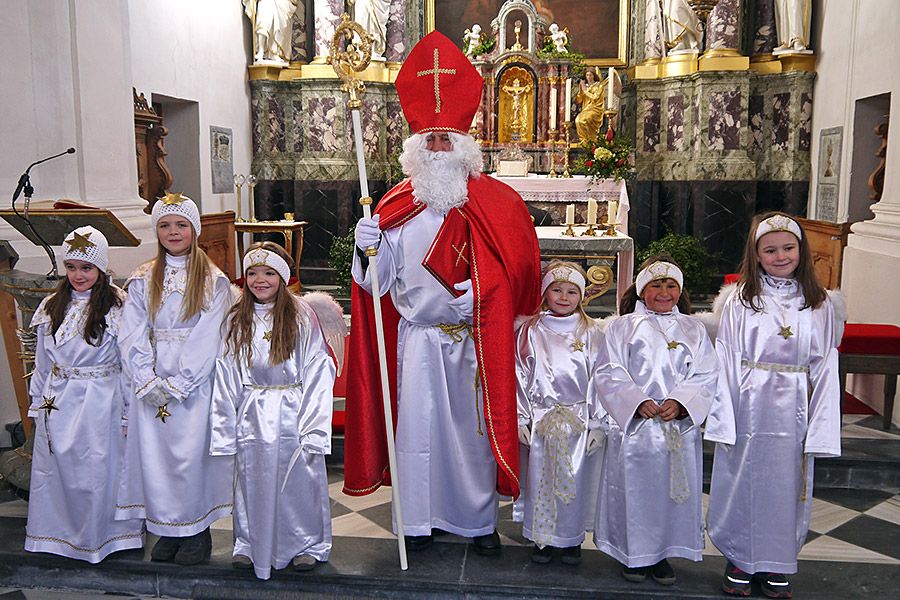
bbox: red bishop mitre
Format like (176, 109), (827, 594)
(395, 31), (483, 135)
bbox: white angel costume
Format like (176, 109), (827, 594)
(116, 254), (234, 536)
(705, 275), (842, 574)
(515, 312), (607, 548)
(210, 296), (337, 580)
(26, 287), (144, 562)
(593, 302), (717, 567)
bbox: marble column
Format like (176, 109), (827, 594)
(291, 0), (308, 63)
(313, 0), (343, 62)
(751, 0), (778, 56)
(705, 0), (743, 52)
(385, 0), (407, 62)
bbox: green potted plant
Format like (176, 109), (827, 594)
(636, 230), (718, 297)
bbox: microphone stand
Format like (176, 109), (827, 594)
(11, 148), (76, 280)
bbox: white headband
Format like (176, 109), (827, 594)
(63, 225), (109, 272)
(243, 248), (291, 284)
(152, 192), (202, 237)
(541, 266), (586, 298)
(636, 261), (683, 295)
(754, 215), (802, 242)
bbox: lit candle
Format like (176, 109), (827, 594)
(565, 203), (575, 225)
(564, 78), (572, 122)
(549, 86), (557, 131)
(586, 198), (598, 225)
(607, 67), (615, 110)
(607, 200), (618, 224)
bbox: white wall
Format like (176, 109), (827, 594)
(810, 0), (900, 424)
(0, 0), (253, 441)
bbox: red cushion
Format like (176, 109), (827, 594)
(839, 323), (900, 355)
(333, 409), (346, 435)
(724, 273), (740, 285)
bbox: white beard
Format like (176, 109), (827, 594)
(408, 150), (470, 214)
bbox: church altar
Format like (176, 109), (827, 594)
(494, 174), (629, 228)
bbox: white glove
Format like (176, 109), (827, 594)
(448, 279), (474, 320)
(354, 215), (381, 250)
(586, 429), (606, 456)
(518, 425), (532, 446)
(142, 386), (171, 408)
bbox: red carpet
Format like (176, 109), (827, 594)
(844, 392), (878, 415)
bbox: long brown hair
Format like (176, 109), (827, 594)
(225, 242), (300, 366)
(147, 232), (213, 323)
(620, 253), (692, 315)
(737, 211), (826, 311)
(536, 260), (595, 335)
(45, 269), (123, 345)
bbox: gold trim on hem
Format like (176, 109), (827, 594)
(26, 530), (144, 554)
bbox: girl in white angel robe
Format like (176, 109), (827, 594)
(211, 243), (339, 579)
(593, 259), (717, 585)
(516, 262), (607, 565)
(116, 195), (234, 565)
(705, 213), (842, 598)
(26, 226), (143, 562)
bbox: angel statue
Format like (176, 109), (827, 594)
(463, 24), (485, 56)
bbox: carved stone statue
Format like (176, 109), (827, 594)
(353, 0), (390, 61)
(548, 23), (569, 53)
(575, 68), (606, 144)
(502, 77), (533, 137)
(662, 0), (702, 54)
(243, 0), (298, 64)
(463, 24), (484, 57)
(773, 0), (813, 54)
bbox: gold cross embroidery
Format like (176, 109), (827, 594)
(417, 48), (456, 114)
(452, 242), (469, 267)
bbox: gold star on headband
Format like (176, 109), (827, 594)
(248, 249), (269, 268)
(65, 231), (95, 254)
(553, 267), (574, 283)
(155, 404), (171, 423)
(160, 191), (186, 206)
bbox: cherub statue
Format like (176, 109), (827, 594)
(548, 23), (569, 54)
(463, 24), (484, 56)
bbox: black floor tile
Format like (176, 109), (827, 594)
(826, 514), (900, 560)
(812, 488), (894, 512)
(356, 500), (393, 532)
(330, 498), (352, 519)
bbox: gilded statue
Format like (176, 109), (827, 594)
(511, 19), (524, 52)
(502, 77), (533, 137)
(575, 68), (606, 145)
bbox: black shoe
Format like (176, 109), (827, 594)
(231, 554), (253, 570)
(621, 564), (648, 583)
(150, 536), (181, 562)
(530, 544), (553, 564)
(650, 559), (676, 585)
(560, 545), (581, 565)
(472, 530), (501, 556)
(405, 534), (433, 550)
(722, 562), (752, 597)
(760, 572), (792, 599)
(173, 528), (212, 566)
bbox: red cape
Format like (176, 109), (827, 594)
(343, 175), (541, 498)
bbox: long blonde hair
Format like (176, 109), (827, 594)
(225, 242), (300, 366)
(147, 233), (213, 323)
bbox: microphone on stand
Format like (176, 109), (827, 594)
(10, 147), (77, 280)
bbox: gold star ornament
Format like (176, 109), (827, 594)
(778, 325), (794, 340)
(38, 395), (59, 413)
(64, 231), (95, 254)
(571, 340), (585, 352)
(667, 340), (680, 350)
(155, 404), (171, 423)
(263, 330), (273, 341)
(160, 191), (186, 206)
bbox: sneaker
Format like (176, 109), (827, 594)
(621, 564), (648, 583)
(150, 536), (181, 562)
(760, 572), (792, 599)
(173, 528), (212, 566)
(722, 562), (752, 597)
(560, 545), (581, 565)
(472, 530), (501, 556)
(530, 544), (553, 564)
(650, 559), (676, 585)
(231, 554), (253, 570)
(291, 554), (317, 571)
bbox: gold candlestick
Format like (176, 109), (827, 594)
(561, 122), (572, 178)
(233, 174), (246, 222)
(603, 220), (619, 236)
(547, 129), (558, 177)
(562, 223), (576, 237)
(581, 224), (597, 237)
(247, 175), (258, 222)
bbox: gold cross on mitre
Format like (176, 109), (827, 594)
(160, 191), (186, 206)
(417, 48), (456, 114)
(65, 231), (95, 254)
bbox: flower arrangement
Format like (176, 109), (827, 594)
(575, 127), (634, 182)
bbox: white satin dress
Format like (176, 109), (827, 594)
(116, 253), (234, 537)
(593, 302), (718, 568)
(210, 300), (335, 580)
(705, 276), (841, 574)
(26, 287), (144, 562)
(515, 312), (607, 548)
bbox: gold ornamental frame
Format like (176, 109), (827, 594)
(425, 0), (630, 68)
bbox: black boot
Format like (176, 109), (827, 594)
(150, 536), (181, 562)
(472, 530), (501, 556)
(174, 528), (212, 565)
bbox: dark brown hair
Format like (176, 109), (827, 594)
(737, 211), (826, 311)
(225, 242), (300, 366)
(620, 253), (692, 315)
(45, 268), (122, 345)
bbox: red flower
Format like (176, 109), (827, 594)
(605, 127), (615, 142)
(585, 160), (594, 167)
(615, 159), (625, 166)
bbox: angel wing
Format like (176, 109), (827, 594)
(302, 291), (348, 376)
